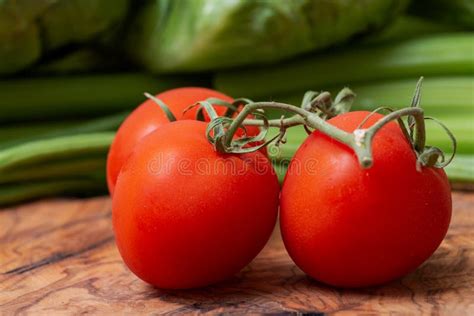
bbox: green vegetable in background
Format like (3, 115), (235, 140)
(0, 112), (128, 150)
(214, 33), (474, 99)
(0, 0), (129, 75)
(360, 15), (462, 45)
(345, 77), (474, 116)
(275, 77), (474, 117)
(0, 133), (113, 172)
(409, 0), (474, 30)
(0, 121), (75, 145)
(0, 73), (202, 122)
(0, 133), (114, 205)
(0, 157), (106, 184)
(0, 1), (472, 208)
(0, 78), (472, 206)
(270, 77), (474, 154)
(127, 0), (408, 73)
(32, 49), (126, 75)
(446, 155), (474, 185)
(0, 118), (123, 205)
(0, 179), (106, 206)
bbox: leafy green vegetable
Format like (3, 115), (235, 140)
(0, 121), (76, 145)
(361, 15), (462, 45)
(0, 133), (113, 172)
(0, 73), (201, 122)
(0, 179), (107, 206)
(214, 33), (474, 98)
(32, 49), (126, 75)
(0, 0), (129, 75)
(409, 0), (474, 30)
(0, 117), (122, 205)
(445, 155), (474, 183)
(0, 112), (127, 150)
(0, 158), (105, 184)
(127, 0), (408, 73)
(274, 77), (474, 117)
(348, 77), (474, 116)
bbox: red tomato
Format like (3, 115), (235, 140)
(112, 120), (279, 289)
(280, 111), (452, 288)
(107, 87), (261, 195)
(107, 87), (234, 194)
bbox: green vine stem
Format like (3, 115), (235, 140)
(350, 107), (426, 168)
(144, 92), (177, 122)
(144, 79), (454, 170)
(223, 101), (427, 168)
(207, 80), (455, 170)
(225, 101), (353, 147)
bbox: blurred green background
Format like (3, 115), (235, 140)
(0, 0), (472, 205)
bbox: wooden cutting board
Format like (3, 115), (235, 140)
(1, 192), (473, 315)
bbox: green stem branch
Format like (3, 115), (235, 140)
(225, 102), (354, 148)
(351, 107), (426, 168)
(226, 103), (431, 169)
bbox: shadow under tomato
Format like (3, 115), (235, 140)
(138, 230), (471, 314)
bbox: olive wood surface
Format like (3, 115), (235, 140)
(1, 192), (473, 315)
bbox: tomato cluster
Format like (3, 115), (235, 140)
(109, 88), (452, 289)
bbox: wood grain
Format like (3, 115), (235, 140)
(0, 193), (473, 315)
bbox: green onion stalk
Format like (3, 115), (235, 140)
(0, 179), (107, 206)
(0, 133), (113, 206)
(214, 33), (474, 99)
(0, 73), (206, 122)
(0, 112), (128, 150)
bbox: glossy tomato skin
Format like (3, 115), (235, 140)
(107, 87), (263, 195)
(280, 111), (452, 288)
(113, 120), (279, 289)
(106, 87), (234, 194)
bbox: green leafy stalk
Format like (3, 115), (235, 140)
(272, 77), (474, 117)
(408, 0), (474, 30)
(0, 179), (107, 207)
(0, 132), (114, 172)
(0, 73), (204, 122)
(445, 155), (474, 183)
(0, 158), (106, 184)
(361, 15), (462, 45)
(214, 33), (474, 98)
(0, 112), (127, 150)
(0, 121), (75, 145)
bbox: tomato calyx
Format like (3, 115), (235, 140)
(350, 78), (457, 170)
(144, 79), (456, 171)
(191, 99), (270, 154)
(201, 88), (356, 155)
(301, 88), (355, 120)
(205, 77), (456, 170)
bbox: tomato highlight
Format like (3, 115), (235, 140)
(280, 111), (452, 287)
(110, 83), (454, 289)
(113, 120), (279, 289)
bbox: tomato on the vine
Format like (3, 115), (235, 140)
(113, 120), (279, 289)
(106, 87), (235, 194)
(280, 111), (452, 287)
